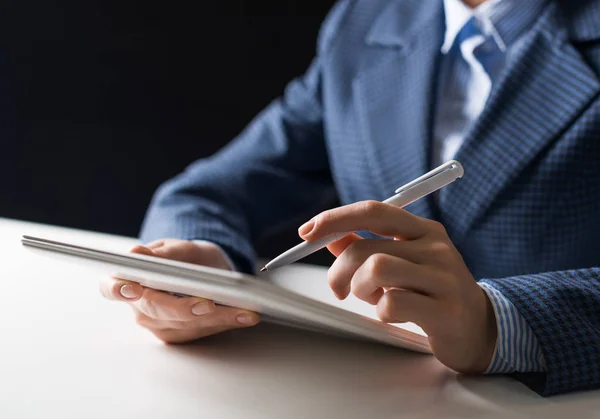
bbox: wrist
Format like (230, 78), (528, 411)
(431, 285), (498, 374)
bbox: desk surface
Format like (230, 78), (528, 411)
(1, 218), (599, 419)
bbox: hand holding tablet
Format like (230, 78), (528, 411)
(99, 239), (260, 343)
(21, 235), (431, 353)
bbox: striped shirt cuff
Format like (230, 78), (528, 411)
(479, 282), (546, 374)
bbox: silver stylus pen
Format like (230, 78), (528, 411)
(260, 160), (464, 272)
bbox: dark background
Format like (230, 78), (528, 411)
(0, 1), (337, 264)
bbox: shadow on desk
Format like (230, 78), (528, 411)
(153, 323), (464, 418)
(149, 323), (600, 419)
(143, 324), (522, 418)
(161, 322), (446, 390)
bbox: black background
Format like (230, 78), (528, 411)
(0, 1), (337, 263)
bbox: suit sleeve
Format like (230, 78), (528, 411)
(139, 1), (351, 273)
(480, 268), (600, 396)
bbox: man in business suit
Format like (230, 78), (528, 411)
(99, 0), (600, 396)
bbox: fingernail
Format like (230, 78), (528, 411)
(298, 220), (315, 237)
(120, 284), (138, 299)
(237, 313), (256, 325)
(191, 301), (213, 316)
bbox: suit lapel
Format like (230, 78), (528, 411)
(353, 0), (444, 220)
(440, 2), (600, 243)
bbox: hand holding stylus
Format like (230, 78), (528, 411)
(261, 161), (464, 272)
(298, 199), (497, 374)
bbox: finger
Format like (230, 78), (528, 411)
(134, 306), (260, 342)
(150, 320), (247, 344)
(99, 276), (144, 302)
(145, 240), (166, 250)
(132, 288), (217, 321)
(136, 305), (259, 330)
(149, 241), (228, 268)
(376, 289), (435, 329)
(351, 254), (442, 304)
(129, 245), (156, 256)
(326, 233), (362, 257)
(327, 239), (432, 299)
(299, 201), (429, 242)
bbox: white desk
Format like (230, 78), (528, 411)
(0, 218), (599, 419)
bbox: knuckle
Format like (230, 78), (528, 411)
(345, 239), (368, 256)
(360, 200), (382, 216)
(175, 241), (192, 251)
(327, 260), (351, 297)
(139, 297), (160, 319)
(146, 238), (168, 248)
(197, 241), (216, 253)
(378, 311), (394, 323)
(314, 211), (332, 226)
(377, 296), (397, 323)
(428, 240), (453, 257)
(134, 311), (152, 328)
(365, 253), (390, 278)
(171, 305), (191, 322)
(203, 244), (225, 261)
(429, 220), (447, 235)
(182, 240), (202, 253)
(377, 291), (405, 323)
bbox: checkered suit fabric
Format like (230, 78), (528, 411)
(140, 0), (600, 396)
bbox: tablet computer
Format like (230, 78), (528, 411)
(21, 235), (431, 354)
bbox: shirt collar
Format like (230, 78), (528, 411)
(441, 0), (549, 54)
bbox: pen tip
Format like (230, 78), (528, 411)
(260, 267), (267, 272)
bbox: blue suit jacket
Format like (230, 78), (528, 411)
(140, 0), (600, 396)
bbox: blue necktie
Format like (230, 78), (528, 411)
(455, 16), (504, 84)
(432, 16), (505, 167)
